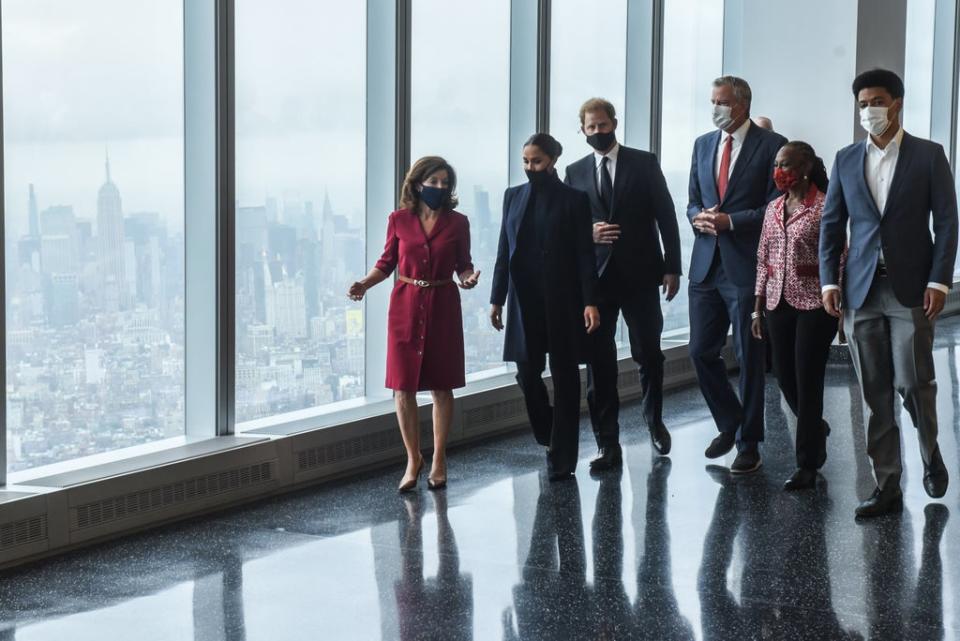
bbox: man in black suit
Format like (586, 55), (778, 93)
(564, 98), (682, 472)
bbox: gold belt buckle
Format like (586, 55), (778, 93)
(414, 279), (429, 287)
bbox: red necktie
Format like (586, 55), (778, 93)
(717, 134), (732, 201)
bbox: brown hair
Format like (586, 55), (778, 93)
(578, 97), (616, 125)
(398, 156), (459, 211)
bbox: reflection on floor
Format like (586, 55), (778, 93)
(4, 319), (960, 640)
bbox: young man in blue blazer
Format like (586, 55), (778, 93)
(820, 69), (958, 518)
(687, 76), (787, 474)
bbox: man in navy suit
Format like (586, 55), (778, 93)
(687, 76), (786, 474)
(820, 69), (958, 518)
(564, 98), (682, 472)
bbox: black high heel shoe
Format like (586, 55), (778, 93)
(398, 456), (424, 493)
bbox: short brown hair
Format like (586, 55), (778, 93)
(579, 98), (616, 125)
(398, 156), (459, 211)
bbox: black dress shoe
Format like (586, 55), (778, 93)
(650, 423), (672, 456)
(923, 449), (949, 499)
(589, 445), (623, 472)
(855, 486), (903, 519)
(730, 449), (762, 475)
(705, 432), (736, 459)
(783, 468), (817, 491)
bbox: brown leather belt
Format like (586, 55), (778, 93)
(398, 275), (453, 288)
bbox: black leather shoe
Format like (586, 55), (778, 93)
(589, 445), (623, 472)
(855, 486), (904, 519)
(704, 432), (736, 459)
(783, 468), (817, 491)
(923, 449), (949, 499)
(730, 449), (762, 474)
(650, 423), (672, 456)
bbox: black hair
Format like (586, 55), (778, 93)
(852, 68), (904, 99)
(784, 141), (829, 193)
(523, 132), (563, 160)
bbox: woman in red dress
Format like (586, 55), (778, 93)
(348, 157), (480, 492)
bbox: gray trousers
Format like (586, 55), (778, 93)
(845, 277), (939, 491)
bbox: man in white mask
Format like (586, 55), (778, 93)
(686, 76), (787, 474)
(820, 68), (959, 518)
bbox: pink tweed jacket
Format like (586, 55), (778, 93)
(755, 186), (839, 311)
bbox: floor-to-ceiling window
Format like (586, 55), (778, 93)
(410, 0), (511, 378)
(234, 0), (366, 424)
(659, 0), (724, 338)
(2, 0), (185, 472)
(549, 0), (628, 176)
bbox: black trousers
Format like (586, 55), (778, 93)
(516, 348), (582, 476)
(586, 265), (664, 448)
(765, 302), (838, 469)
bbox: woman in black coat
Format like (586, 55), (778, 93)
(490, 132), (599, 480)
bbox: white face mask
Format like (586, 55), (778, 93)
(859, 106), (891, 137)
(712, 104), (734, 130)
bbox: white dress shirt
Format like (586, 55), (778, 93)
(822, 127), (948, 295)
(712, 119), (751, 230)
(715, 118), (751, 183)
(594, 142), (620, 191)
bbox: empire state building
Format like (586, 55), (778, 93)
(97, 152), (127, 310)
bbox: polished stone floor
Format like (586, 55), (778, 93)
(4, 323), (960, 640)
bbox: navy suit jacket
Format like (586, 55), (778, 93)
(564, 145), (682, 283)
(686, 123), (787, 287)
(490, 176), (597, 363)
(819, 132), (958, 310)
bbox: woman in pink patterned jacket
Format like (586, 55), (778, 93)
(751, 141), (841, 491)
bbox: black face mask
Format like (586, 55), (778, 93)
(419, 185), (449, 210)
(585, 130), (616, 152)
(525, 169), (553, 187)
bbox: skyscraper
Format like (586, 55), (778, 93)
(28, 183), (40, 238)
(97, 151), (127, 310)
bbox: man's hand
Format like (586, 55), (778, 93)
(662, 274), (679, 301)
(822, 289), (841, 318)
(593, 222), (621, 245)
(584, 306), (600, 334)
(692, 207), (730, 236)
(924, 287), (947, 321)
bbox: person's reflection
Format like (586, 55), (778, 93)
(503, 479), (590, 641)
(774, 488), (863, 639)
(862, 513), (912, 640)
(590, 469), (633, 640)
(394, 492), (473, 641)
(906, 505), (949, 641)
(633, 458), (694, 641)
(697, 467), (779, 639)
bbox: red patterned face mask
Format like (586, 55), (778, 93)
(774, 167), (800, 192)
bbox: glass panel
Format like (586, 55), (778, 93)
(410, 0), (511, 377)
(234, 0), (366, 424)
(549, 0), (628, 176)
(660, 0), (725, 338)
(903, 0), (936, 139)
(2, 0), (185, 472)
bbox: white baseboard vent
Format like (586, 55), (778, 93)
(72, 461), (276, 531)
(463, 397), (527, 432)
(0, 515), (47, 551)
(296, 428), (402, 472)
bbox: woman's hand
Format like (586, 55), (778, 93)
(458, 269), (481, 289)
(348, 281), (368, 301)
(584, 306), (600, 334)
(751, 316), (764, 340)
(490, 304), (504, 331)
